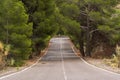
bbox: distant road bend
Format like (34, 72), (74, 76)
(0, 37), (120, 80)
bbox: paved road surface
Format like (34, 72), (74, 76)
(0, 37), (120, 80)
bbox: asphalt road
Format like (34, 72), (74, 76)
(0, 37), (120, 80)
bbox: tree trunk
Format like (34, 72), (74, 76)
(85, 5), (91, 57)
(86, 33), (91, 57)
(6, 20), (9, 44)
(79, 41), (85, 57)
(79, 31), (85, 57)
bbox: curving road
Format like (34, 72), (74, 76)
(0, 37), (120, 80)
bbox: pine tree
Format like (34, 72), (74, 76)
(21, 0), (58, 55)
(0, 0), (32, 60)
(77, 0), (120, 56)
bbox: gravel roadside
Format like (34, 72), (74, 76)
(0, 56), (40, 77)
(84, 58), (120, 74)
(0, 43), (49, 77)
(2, 38), (118, 77)
(0, 40), (51, 77)
(69, 38), (120, 74)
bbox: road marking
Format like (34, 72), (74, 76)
(0, 47), (49, 80)
(71, 46), (120, 76)
(60, 38), (68, 80)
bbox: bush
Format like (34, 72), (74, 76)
(4, 45), (11, 56)
(0, 42), (5, 69)
(7, 58), (15, 66)
(115, 44), (120, 67)
(111, 55), (119, 68)
(13, 58), (24, 67)
(7, 57), (25, 67)
(105, 45), (120, 68)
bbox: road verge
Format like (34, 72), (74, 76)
(69, 38), (120, 75)
(0, 42), (50, 79)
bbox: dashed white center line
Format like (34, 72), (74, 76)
(60, 38), (68, 80)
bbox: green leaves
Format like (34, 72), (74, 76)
(0, 0), (32, 60)
(89, 11), (102, 22)
(21, 0), (58, 54)
(11, 33), (31, 47)
(0, 0), (119, 61)
(60, 3), (79, 19)
(98, 25), (112, 32)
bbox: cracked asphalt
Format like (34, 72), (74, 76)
(0, 37), (120, 80)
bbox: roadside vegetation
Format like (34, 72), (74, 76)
(55, 0), (120, 68)
(0, 0), (58, 68)
(0, 0), (120, 69)
(104, 44), (120, 68)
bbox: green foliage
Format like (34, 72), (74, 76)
(0, 0), (32, 62)
(55, 0), (81, 36)
(0, 0), (120, 67)
(56, 0), (120, 57)
(64, 18), (81, 38)
(98, 8), (120, 45)
(60, 3), (79, 19)
(13, 58), (24, 67)
(21, 0), (59, 56)
(98, 25), (112, 32)
(89, 11), (102, 22)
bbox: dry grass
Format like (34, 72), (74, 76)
(104, 45), (120, 68)
(0, 42), (3, 52)
(116, 4), (120, 9)
(0, 42), (4, 62)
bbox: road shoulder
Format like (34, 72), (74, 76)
(69, 38), (120, 74)
(0, 43), (49, 77)
(84, 57), (120, 74)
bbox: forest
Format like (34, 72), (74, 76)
(0, 0), (120, 68)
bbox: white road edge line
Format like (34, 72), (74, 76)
(71, 46), (120, 76)
(60, 38), (68, 80)
(0, 47), (48, 80)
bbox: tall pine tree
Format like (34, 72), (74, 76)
(0, 0), (32, 60)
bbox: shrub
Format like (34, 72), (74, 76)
(104, 45), (120, 68)
(115, 44), (120, 67)
(13, 58), (24, 67)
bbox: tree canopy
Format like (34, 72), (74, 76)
(0, 0), (120, 66)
